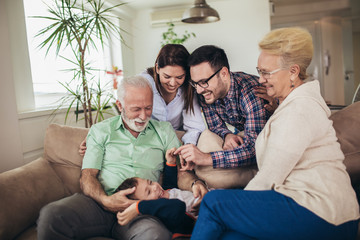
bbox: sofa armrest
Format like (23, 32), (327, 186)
(330, 102), (360, 186)
(0, 157), (66, 240)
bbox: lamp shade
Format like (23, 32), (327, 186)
(182, 0), (220, 23)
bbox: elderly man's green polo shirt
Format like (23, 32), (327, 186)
(82, 116), (181, 195)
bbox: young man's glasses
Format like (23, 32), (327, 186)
(190, 67), (222, 89)
(256, 67), (285, 80)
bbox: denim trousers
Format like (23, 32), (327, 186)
(191, 189), (359, 240)
(37, 193), (172, 240)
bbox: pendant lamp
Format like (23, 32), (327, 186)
(181, 0), (220, 24)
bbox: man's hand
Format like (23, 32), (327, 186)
(165, 147), (177, 165)
(223, 133), (243, 150)
(254, 85), (278, 113)
(174, 144), (212, 171)
(80, 169), (137, 213)
(102, 187), (137, 213)
(117, 202), (139, 226)
(79, 138), (87, 156)
(179, 154), (195, 171)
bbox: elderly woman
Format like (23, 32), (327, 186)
(191, 27), (359, 240)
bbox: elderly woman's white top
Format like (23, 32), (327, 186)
(246, 80), (359, 225)
(140, 71), (205, 145)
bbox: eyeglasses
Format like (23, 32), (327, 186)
(189, 67), (222, 89)
(256, 67), (285, 80)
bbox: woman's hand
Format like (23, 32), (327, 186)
(117, 202), (139, 225)
(79, 138), (87, 156)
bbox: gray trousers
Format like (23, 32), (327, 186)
(37, 193), (172, 240)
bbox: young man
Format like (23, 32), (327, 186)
(176, 45), (271, 190)
(37, 76), (182, 240)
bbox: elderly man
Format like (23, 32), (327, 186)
(176, 45), (270, 190)
(37, 76), (181, 240)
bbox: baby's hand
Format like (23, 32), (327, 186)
(117, 202), (139, 225)
(165, 147), (177, 165)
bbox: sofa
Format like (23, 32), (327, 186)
(0, 102), (359, 240)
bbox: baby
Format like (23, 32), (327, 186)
(116, 147), (204, 238)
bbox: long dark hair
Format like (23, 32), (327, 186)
(147, 44), (194, 113)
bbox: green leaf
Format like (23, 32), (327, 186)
(160, 21), (196, 47)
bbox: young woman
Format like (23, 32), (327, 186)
(140, 44), (205, 145)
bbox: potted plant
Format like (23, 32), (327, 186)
(161, 22), (196, 47)
(34, 0), (125, 128)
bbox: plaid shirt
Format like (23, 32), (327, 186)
(199, 71), (270, 168)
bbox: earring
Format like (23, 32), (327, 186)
(290, 80), (295, 88)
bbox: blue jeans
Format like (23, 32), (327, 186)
(191, 190), (358, 240)
(37, 193), (172, 240)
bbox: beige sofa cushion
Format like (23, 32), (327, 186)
(44, 124), (89, 195)
(330, 102), (360, 155)
(0, 158), (65, 240)
(330, 102), (360, 185)
(196, 129), (258, 189)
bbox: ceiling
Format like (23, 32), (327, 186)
(121, 0), (357, 24)
(124, 0), (335, 10)
(124, 0), (220, 10)
(270, 0), (332, 5)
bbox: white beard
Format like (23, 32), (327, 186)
(121, 109), (150, 133)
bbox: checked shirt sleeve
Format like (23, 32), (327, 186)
(211, 85), (268, 168)
(200, 100), (233, 139)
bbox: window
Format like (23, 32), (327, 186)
(23, 0), (122, 109)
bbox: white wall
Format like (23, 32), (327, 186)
(0, 0), (25, 172)
(130, 0), (271, 76)
(321, 17), (346, 105)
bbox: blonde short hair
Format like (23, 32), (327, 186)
(259, 27), (313, 80)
